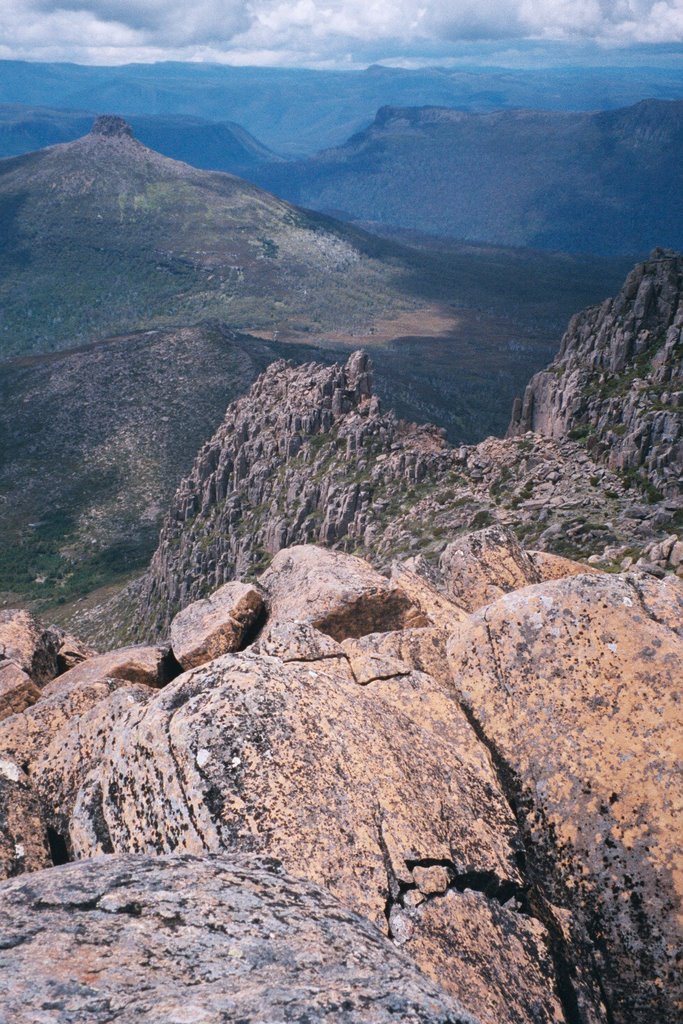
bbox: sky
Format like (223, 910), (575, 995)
(1, 0), (683, 67)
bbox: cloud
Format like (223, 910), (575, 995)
(1, 0), (682, 64)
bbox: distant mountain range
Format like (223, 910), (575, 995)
(1, 59), (682, 154)
(253, 99), (683, 256)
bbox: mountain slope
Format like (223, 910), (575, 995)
(0, 115), (418, 357)
(509, 248), (682, 499)
(254, 100), (683, 255)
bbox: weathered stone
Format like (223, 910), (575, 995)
(0, 853), (473, 1024)
(404, 889), (566, 1024)
(341, 635), (412, 685)
(55, 632), (95, 673)
(41, 644), (173, 696)
(67, 649), (570, 1021)
(438, 525), (541, 612)
(260, 545), (427, 641)
(529, 549), (600, 582)
(0, 758), (51, 878)
(391, 560), (469, 629)
(342, 627), (453, 689)
(447, 571), (683, 1024)
(508, 249), (683, 499)
(0, 662), (41, 721)
(250, 620), (345, 662)
(170, 581), (264, 669)
(0, 609), (61, 687)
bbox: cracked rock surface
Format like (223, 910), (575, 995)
(447, 570), (683, 1024)
(66, 644), (566, 1022)
(0, 852), (474, 1024)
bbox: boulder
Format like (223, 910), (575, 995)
(170, 581), (264, 669)
(438, 525), (541, 611)
(447, 571), (683, 1024)
(68, 649), (574, 1022)
(250, 620), (346, 663)
(342, 627), (452, 690)
(0, 758), (51, 878)
(41, 644), (174, 697)
(259, 545), (427, 640)
(0, 853), (472, 1024)
(0, 677), (153, 873)
(0, 609), (61, 687)
(391, 560), (469, 629)
(0, 662), (41, 721)
(529, 549), (599, 582)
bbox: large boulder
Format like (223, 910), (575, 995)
(0, 609), (61, 687)
(259, 545), (427, 640)
(0, 853), (473, 1024)
(0, 662), (41, 722)
(447, 571), (683, 1024)
(170, 581), (264, 669)
(0, 677), (153, 873)
(68, 649), (570, 1023)
(438, 525), (541, 612)
(0, 758), (51, 878)
(41, 644), (174, 696)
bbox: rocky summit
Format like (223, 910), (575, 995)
(1, 251), (681, 1023)
(509, 248), (682, 499)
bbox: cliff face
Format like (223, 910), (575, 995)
(130, 350), (670, 643)
(509, 249), (682, 497)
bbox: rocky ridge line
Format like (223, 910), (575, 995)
(509, 248), (682, 499)
(126, 349), (675, 645)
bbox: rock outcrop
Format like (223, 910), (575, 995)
(509, 249), (683, 499)
(447, 571), (683, 1024)
(0, 853), (473, 1024)
(169, 581), (264, 670)
(129, 351), (672, 644)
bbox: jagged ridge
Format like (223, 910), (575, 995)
(130, 350), (670, 643)
(509, 248), (683, 498)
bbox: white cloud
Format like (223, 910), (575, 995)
(1, 0), (682, 64)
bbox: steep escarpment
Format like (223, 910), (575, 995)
(127, 348), (676, 644)
(509, 249), (682, 498)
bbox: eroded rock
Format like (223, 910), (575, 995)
(438, 525), (541, 612)
(67, 649), (569, 1022)
(260, 545), (427, 640)
(0, 609), (61, 687)
(170, 581), (264, 669)
(0, 663), (41, 721)
(447, 571), (683, 1024)
(41, 644), (173, 696)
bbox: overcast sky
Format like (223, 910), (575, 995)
(1, 0), (682, 66)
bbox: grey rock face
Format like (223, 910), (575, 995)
(0, 853), (475, 1024)
(509, 249), (683, 498)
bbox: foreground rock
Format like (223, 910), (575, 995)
(0, 609), (62, 687)
(0, 677), (153, 874)
(170, 581), (264, 669)
(69, 647), (569, 1022)
(40, 644), (173, 696)
(447, 571), (683, 1024)
(0, 853), (473, 1024)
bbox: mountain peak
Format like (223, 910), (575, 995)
(90, 115), (134, 139)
